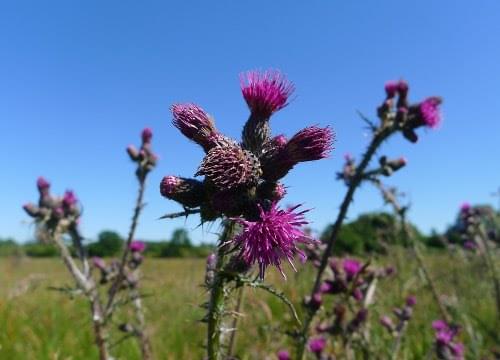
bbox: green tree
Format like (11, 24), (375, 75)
(87, 230), (124, 257)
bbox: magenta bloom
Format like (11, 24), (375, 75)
(277, 350), (291, 360)
(240, 70), (295, 117)
(171, 103), (222, 151)
(232, 202), (310, 279)
(343, 258), (362, 279)
(308, 337), (326, 355)
(450, 342), (465, 358)
(460, 202), (471, 213)
(384, 81), (399, 98)
(419, 96), (442, 128)
(286, 126), (335, 163)
(273, 134), (288, 147)
(432, 320), (448, 332)
(37, 177), (50, 191)
(129, 241), (146, 253)
(160, 176), (181, 197)
(406, 295), (417, 307)
(63, 190), (78, 207)
(141, 127), (153, 143)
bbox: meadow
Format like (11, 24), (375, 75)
(1, 249), (498, 360)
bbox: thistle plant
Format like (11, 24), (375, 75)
(431, 320), (465, 360)
(295, 79), (443, 359)
(159, 69), (334, 359)
(23, 128), (156, 360)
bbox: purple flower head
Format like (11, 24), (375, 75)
(310, 292), (323, 309)
(435, 330), (453, 345)
(343, 258), (362, 280)
(450, 342), (465, 358)
(277, 350), (291, 360)
(231, 202), (310, 279)
(419, 96), (442, 128)
(273, 134), (288, 148)
(171, 103), (223, 151)
(92, 256), (106, 271)
(308, 337), (326, 355)
(397, 80), (409, 97)
(286, 126), (335, 163)
(463, 240), (477, 250)
(63, 190), (78, 208)
(141, 127), (153, 143)
(406, 295), (417, 307)
(384, 81), (399, 98)
(129, 241), (146, 253)
(196, 144), (262, 190)
(37, 177), (50, 191)
(160, 176), (181, 197)
(320, 281), (333, 294)
(432, 320), (448, 332)
(460, 202), (471, 213)
(240, 70), (295, 117)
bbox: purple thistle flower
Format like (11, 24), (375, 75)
(129, 241), (146, 253)
(63, 190), (78, 208)
(397, 80), (409, 97)
(432, 320), (448, 332)
(160, 176), (205, 209)
(380, 315), (394, 331)
(320, 281), (333, 294)
(196, 144), (262, 190)
(463, 240), (477, 250)
(160, 176), (180, 197)
(286, 126), (335, 163)
(277, 350), (291, 360)
(384, 81), (399, 98)
(460, 202), (471, 213)
(171, 103), (224, 152)
(141, 127), (153, 143)
(419, 96), (442, 128)
(240, 70), (295, 118)
(343, 258), (362, 280)
(450, 342), (465, 358)
(231, 202), (311, 279)
(406, 295), (417, 307)
(308, 337), (326, 355)
(37, 177), (50, 191)
(272, 134), (288, 147)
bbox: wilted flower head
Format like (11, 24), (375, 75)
(240, 70), (295, 117)
(419, 96), (442, 128)
(141, 127), (153, 143)
(129, 241), (146, 253)
(37, 177), (50, 191)
(171, 103), (224, 152)
(196, 144), (262, 190)
(308, 337), (326, 355)
(343, 258), (362, 279)
(232, 202), (310, 279)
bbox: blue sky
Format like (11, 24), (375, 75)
(1, 1), (499, 243)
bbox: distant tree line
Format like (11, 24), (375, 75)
(2, 207), (498, 257)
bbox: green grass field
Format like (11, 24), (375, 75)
(0, 249), (498, 359)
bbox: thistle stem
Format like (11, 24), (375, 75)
(227, 287), (245, 358)
(207, 222), (235, 360)
(296, 128), (391, 359)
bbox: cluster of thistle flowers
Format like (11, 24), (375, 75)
(457, 203), (499, 251)
(299, 258), (394, 357)
(377, 79), (442, 142)
(160, 70), (334, 278)
(379, 295), (417, 336)
(432, 320), (465, 360)
(92, 241), (146, 286)
(127, 128), (158, 181)
(23, 177), (80, 235)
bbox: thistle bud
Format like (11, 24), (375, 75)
(126, 145), (139, 161)
(37, 177), (50, 192)
(196, 144), (262, 190)
(141, 127), (153, 143)
(23, 203), (39, 217)
(160, 176), (205, 208)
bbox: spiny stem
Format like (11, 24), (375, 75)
(207, 222), (235, 360)
(295, 128), (391, 359)
(227, 287), (245, 358)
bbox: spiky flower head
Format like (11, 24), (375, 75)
(419, 97), (442, 128)
(37, 177), (50, 191)
(196, 144), (262, 190)
(286, 126), (335, 163)
(240, 70), (295, 118)
(130, 241), (146, 253)
(160, 176), (205, 209)
(171, 103), (226, 152)
(232, 202), (310, 279)
(141, 128), (153, 143)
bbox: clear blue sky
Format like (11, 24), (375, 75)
(1, 1), (499, 243)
